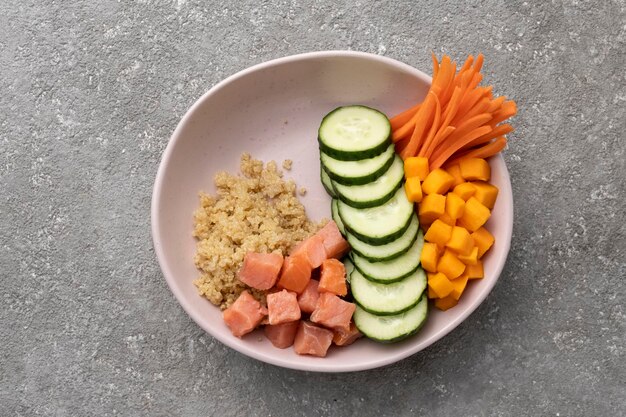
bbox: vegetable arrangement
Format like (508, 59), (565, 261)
(391, 53), (517, 170)
(392, 53), (516, 310)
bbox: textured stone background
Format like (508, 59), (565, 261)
(1, 0), (624, 416)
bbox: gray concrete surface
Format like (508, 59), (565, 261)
(1, 0), (624, 416)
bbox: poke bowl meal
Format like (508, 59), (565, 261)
(152, 51), (515, 372)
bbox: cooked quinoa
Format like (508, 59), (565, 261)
(193, 153), (321, 309)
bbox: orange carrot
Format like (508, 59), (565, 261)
(458, 55), (474, 74)
(424, 125), (455, 159)
(444, 137), (507, 167)
(452, 87), (490, 125)
(468, 72), (483, 91)
(487, 96), (506, 113)
(395, 136), (410, 154)
(399, 93), (437, 159)
(462, 123), (513, 149)
(460, 97), (491, 121)
(430, 125), (493, 170)
(432, 52), (439, 78)
(489, 101), (517, 126)
(417, 95), (442, 157)
(390, 102), (422, 131)
(473, 53), (484, 73)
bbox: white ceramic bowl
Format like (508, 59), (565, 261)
(151, 51), (513, 372)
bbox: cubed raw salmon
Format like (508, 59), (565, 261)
(238, 252), (284, 290)
(267, 289), (301, 325)
(264, 320), (299, 349)
(222, 290), (267, 337)
(276, 253), (312, 294)
(332, 322), (362, 346)
(293, 321), (334, 357)
(297, 279), (320, 314)
(310, 292), (356, 332)
(291, 235), (327, 269)
(318, 258), (347, 296)
(315, 221), (350, 259)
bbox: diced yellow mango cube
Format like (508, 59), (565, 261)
(420, 242), (440, 273)
(453, 182), (476, 201)
(418, 194), (446, 224)
(460, 158), (491, 181)
(422, 169), (455, 195)
(404, 157), (430, 181)
(438, 212), (456, 226)
(445, 192), (466, 219)
(471, 181), (499, 209)
(466, 260), (484, 279)
(424, 219), (453, 247)
(458, 197), (491, 232)
(471, 227), (495, 257)
(446, 226), (474, 255)
(445, 164), (465, 187)
(428, 286), (438, 299)
(404, 177), (422, 203)
(435, 295), (458, 311)
(457, 246), (479, 265)
(428, 272), (454, 298)
(450, 275), (469, 300)
(437, 249), (466, 279)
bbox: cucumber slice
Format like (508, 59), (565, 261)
(318, 106), (391, 161)
(348, 214), (419, 261)
(353, 295), (428, 343)
(352, 230), (424, 283)
(343, 257), (355, 284)
(320, 166), (336, 197)
(332, 155), (404, 209)
(338, 187), (414, 245)
(351, 268), (427, 315)
(331, 198), (345, 235)
(321, 143), (395, 185)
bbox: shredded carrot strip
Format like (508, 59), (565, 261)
(430, 125), (493, 169)
(390, 102), (422, 131)
(417, 96), (442, 157)
(399, 93), (436, 159)
(444, 137), (508, 167)
(462, 123), (513, 149)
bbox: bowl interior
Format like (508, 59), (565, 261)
(152, 51), (513, 372)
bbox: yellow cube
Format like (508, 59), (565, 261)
(437, 249), (466, 279)
(404, 177), (423, 203)
(458, 246), (479, 265)
(420, 242), (440, 272)
(446, 226), (474, 255)
(428, 272), (454, 298)
(458, 197), (491, 232)
(438, 212), (456, 226)
(404, 157), (430, 180)
(422, 169), (455, 195)
(424, 219), (453, 247)
(460, 158), (491, 181)
(450, 275), (469, 300)
(418, 194), (446, 224)
(445, 192), (466, 219)
(445, 164), (465, 187)
(466, 260), (484, 279)
(471, 181), (499, 210)
(435, 295), (458, 311)
(471, 227), (495, 257)
(453, 182), (476, 201)
(428, 286), (438, 299)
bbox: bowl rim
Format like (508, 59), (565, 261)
(151, 50), (514, 372)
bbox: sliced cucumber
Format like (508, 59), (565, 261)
(351, 230), (424, 283)
(343, 257), (355, 284)
(353, 295), (428, 343)
(320, 166), (336, 197)
(318, 106), (391, 161)
(338, 186), (414, 245)
(331, 155), (404, 209)
(321, 143), (395, 185)
(351, 268), (426, 315)
(348, 214), (419, 262)
(331, 198), (345, 235)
